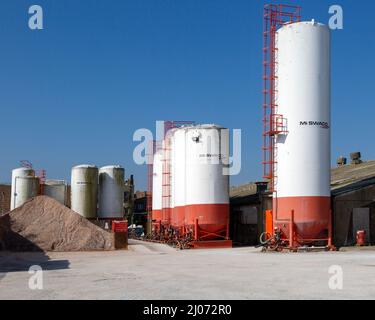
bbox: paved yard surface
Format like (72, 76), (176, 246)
(0, 240), (375, 300)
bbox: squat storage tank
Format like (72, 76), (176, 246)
(98, 165), (125, 219)
(43, 180), (67, 205)
(71, 164), (98, 218)
(11, 167), (39, 210)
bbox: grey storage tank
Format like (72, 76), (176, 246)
(98, 165), (125, 219)
(43, 180), (67, 205)
(71, 165), (98, 218)
(11, 167), (40, 210)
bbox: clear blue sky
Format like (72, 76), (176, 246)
(0, 0), (374, 190)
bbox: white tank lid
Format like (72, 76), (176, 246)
(72, 164), (97, 169)
(191, 124), (226, 129)
(99, 165), (124, 170)
(12, 167), (34, 172)
(281, 20), (326, 28)
(44, 179), (66, 185)
(12, 167), (35, 178)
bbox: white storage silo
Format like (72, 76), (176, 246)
(152, 148), (163, 223)
(184, 124), (230, 239)
(43, 180), (67, 205)
(11, 167), (40, 210)
(71, 164), (98, 218)
(171, 128), (187, 228)
(274, 21), (331, 240)
(98, 165), (125, 219)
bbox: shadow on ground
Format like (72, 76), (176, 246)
(0, 215), (70, 280)
(0, 252), (70, 273)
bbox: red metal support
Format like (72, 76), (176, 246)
(328, 209), (336, 250)
(289, 209), (295, 249)
(194, 218), (199, 241)
(34, 169), (47, 195)
(226, 214), (230, 240)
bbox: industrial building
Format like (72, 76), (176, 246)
(229, 156), (375, 248)
(132, 191), (148, 226)
(229, 182), (270, 246)
(332, 158), (375, 247)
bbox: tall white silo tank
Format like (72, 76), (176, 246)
(43, 180), (67, 205)
(98, 165), (125, 219)
(152, 148), (163, 222)
(171, 128), (186, 228)
(274, 21), (331, 240)
(11, 168), (39, 210)
(185, 125), (230, 238)
(71, 165), (98, 218)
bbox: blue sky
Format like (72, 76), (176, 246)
(0, 0), (374, 189)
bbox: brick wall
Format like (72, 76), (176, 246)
(0, 185), (11, 214)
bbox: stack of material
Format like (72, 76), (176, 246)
(0, 196), (116, 251)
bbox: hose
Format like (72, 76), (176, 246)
(257, 232), (281, 251)
(259, 232), (273, 245)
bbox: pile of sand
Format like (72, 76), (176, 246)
(0, 196), (115, 252)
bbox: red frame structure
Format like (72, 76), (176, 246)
(262, 4), (301, 191)
(146, 140), (156, 233)
(36, 169), (46, 194)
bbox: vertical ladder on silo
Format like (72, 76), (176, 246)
(162, 135), (172, 224)
(262, 4), (300, 192)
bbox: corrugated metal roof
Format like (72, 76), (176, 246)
(331, 160), (375, 191)
(230, 182), (268, 199)
(230, 183), (258, 198)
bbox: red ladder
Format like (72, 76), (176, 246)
(262, 4), (301, 191)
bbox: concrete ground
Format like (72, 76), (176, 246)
(0, 240), (375, 300)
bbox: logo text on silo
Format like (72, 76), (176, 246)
(299, 121), (330, 129)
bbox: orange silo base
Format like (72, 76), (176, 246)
(171, 206), (185, 230)
(190, 240), (232, 249)
(185, 203), (230, 241)
(273, 196), (331, 245)
(152, 210), (162, 223)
